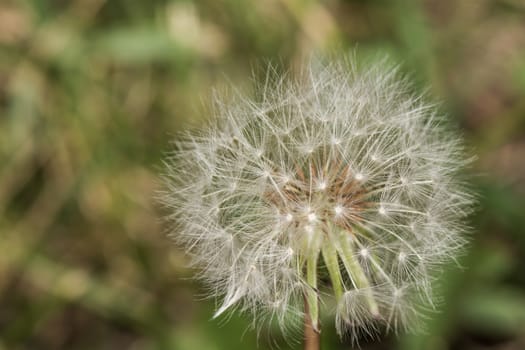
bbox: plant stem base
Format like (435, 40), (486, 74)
(304, 295), (320, 350)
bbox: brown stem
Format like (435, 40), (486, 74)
(304, 294), (320, 350)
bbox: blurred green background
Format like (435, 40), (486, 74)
(1, 0), (525, 349)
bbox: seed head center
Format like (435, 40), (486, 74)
(264, 159), (371, 234)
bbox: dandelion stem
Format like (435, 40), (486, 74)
(304, 291), (320, 350)
(305, 253), (320, 332)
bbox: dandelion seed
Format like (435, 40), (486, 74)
(160, 57), (475, 347)
(334, 205), (344, 216)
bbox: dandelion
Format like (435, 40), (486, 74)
(160, 57), (474, 348)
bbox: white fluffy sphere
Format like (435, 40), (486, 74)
(161, 57), (474, 342)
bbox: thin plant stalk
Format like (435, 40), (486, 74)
(304, 294), (320, 350)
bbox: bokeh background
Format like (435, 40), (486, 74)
(1, 0), (525, 349)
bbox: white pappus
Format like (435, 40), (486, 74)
(160, 57), (475, 343)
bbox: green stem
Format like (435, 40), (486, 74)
(305, 253), (320, 332)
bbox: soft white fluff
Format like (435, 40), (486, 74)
(161, 57), (474, 342)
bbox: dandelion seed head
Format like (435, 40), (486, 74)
(160, 57), (475, 343)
